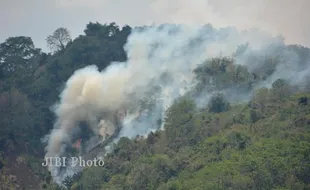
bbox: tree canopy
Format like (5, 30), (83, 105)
(46, 27), (71, 52)
(0, 22), (310, 190)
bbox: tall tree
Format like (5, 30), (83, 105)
(0, 36), (40, 76)
(46, 27), (71, 52)
(0, 36), (38, 60)
(84, 22), (120, 37)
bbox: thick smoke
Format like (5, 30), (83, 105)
(44, 24), (310, 185)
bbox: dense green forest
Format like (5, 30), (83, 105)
(0, 22), (310, 190)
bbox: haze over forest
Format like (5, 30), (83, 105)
(1, 1), (310, 190)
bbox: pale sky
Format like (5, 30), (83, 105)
(1, 0), (310, 51)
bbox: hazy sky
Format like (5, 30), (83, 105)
(1, 0), (309, 51)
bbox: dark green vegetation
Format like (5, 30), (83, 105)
(1, 22), (310, 190)
(56, 91), (310, 190)
(0, 22), (131, 155)
(0, 22), (131, 189)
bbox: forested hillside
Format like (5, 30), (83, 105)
(64, 91), (310, 190)
(0, 22), (310, 190)
(0, 22), (131, 189)
(0, 22), (131, 154)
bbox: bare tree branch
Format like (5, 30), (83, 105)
(46, 27), (71, 52)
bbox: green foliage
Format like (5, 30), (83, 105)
(1, 22), (310, 190)
(59, 91), (310, 190)
(0, 36), (39, 60)
(193, 57), (254, 93)
(0, 22), (131, 155)
(0, 36), (41, 78)
(271, 79), (293, 100)
(208, 93), (231, 113)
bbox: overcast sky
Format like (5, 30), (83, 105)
(1, 0), (309, 51)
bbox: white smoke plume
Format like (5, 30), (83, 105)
(44, 24), (310, 185)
